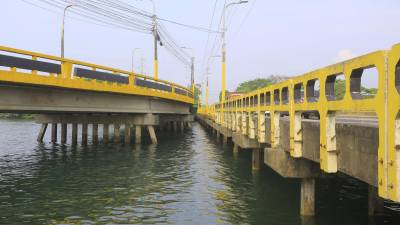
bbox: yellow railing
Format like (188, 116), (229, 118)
(198, 43), (400, 202)
(0, 45), (194, 104)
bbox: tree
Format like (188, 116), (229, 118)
(235, 78), (272, 93)
(333, 79), (377, 99)
(194, 84), (202, 106)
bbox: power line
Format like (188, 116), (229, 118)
(231, 0), (257, 41)
(157, 17), (220, 34)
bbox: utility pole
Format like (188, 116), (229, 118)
(61, 4), (74, 58)
(221, 0), (248, 123)
(148, 0), (158, 79)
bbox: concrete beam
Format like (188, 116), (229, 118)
(0, 84), (190, 114)
(264, 148), (320, 178)
(232, 132), (264, 149)
(35, 114), (159, 126)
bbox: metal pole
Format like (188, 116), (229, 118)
(191, 57), (195, 95)
(148, 0), (158, 79)
(61, 5), (74, 58)
(221, 1), (248, 123)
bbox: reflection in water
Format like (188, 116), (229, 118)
(0, 119), (399, 225)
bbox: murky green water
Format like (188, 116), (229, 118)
(0, 119), (399, 225)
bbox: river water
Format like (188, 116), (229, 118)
(0, 119), (399, 225)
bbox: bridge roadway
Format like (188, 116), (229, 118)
(0, 46), (194, 144)
(197, 43), (400, 217)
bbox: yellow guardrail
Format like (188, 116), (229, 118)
(198, 43), (400, 202)
(0, 45), (194, 104)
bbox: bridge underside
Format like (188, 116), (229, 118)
(0, 82), (191, 114)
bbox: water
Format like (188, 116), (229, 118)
(0, 119), (399, 225)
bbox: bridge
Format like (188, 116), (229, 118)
(197, 43), (400, 216)
(0, 45), (194, 145)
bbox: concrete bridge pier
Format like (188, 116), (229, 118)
(135, 125), (141, 144)
(37, 123), (48, 142)
(61, 124), (67, 144)
(368, 186), (385, 216)
(82, 123), (88, 146)
(103, 124), (109, 144)
(92, 124), (98, 144)
(114, 123), (121, 143)
(124, 124), (131, 145)
(72, 123), (78, 146)
(51, 123), (57, 143)
(252, 148), (262, 170)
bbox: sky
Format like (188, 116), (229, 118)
(1, 0), (400, 103)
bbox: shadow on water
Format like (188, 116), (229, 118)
(0, 119), (399, 224)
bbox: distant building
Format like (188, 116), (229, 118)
(226, 91), (244, 100)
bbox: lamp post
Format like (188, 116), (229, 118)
(132, 48), (142, 73)
(220, 0), (248, 123)
(181, 47), (195, 95)
(61, 4), (75, 58)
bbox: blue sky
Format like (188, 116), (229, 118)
(1, 0), (400, 102)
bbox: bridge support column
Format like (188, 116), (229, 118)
(37, 123), (48, 142)
(72, 123), (78, 146)
(103, 124), (109, 144)
(368, 185), (385, 216)
(135, 126), (141, 144)
(173, 122), (178, 132)
(222, 135), (228, 145)
(252, 148), (262, 170)
(61, 123), (67, 144)
(82, 123), (88, 146)
(125, 124), (131, 145)
(147, 125), (157, 144)
(51, 123), (57, 143)
(187, 122), (192, 128)
(92, 124), (98, 144)
(300, 178), (315, 216)
(180, 121), (184, 133)
(233, 143), (240, 156)
(114, 124), (120, 143)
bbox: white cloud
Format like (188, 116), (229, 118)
(334, 49), (355, 62)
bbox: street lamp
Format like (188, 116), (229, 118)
(61, 4), (75, 58)
(220, 0), (248, 123)
(132, 48), (142, 73)
(181, 47), (195, 95)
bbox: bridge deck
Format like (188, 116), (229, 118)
(0, 46), (194, 114)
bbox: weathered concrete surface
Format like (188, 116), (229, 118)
(232, 132), (264, 149)
(277, 116), (378, 186)
(264, 148), (320, 178)
(198, 114), (378, 188)
(35, 114), (159, 125)
(0, 84), (191, 114)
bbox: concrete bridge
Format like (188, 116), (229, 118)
(0, 46), (194, 145)
(197, 43), (400, 216)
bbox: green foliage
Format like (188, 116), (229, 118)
(235, 78), (273, 93)
(333, 79), (377, 99)
(194, 85), (201, 105)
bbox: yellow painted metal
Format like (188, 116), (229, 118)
(0, 46), (193, 104)
(221, 61), (226, 125)
(198, 43), (400, 203)
(154, 59), (159, 79)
